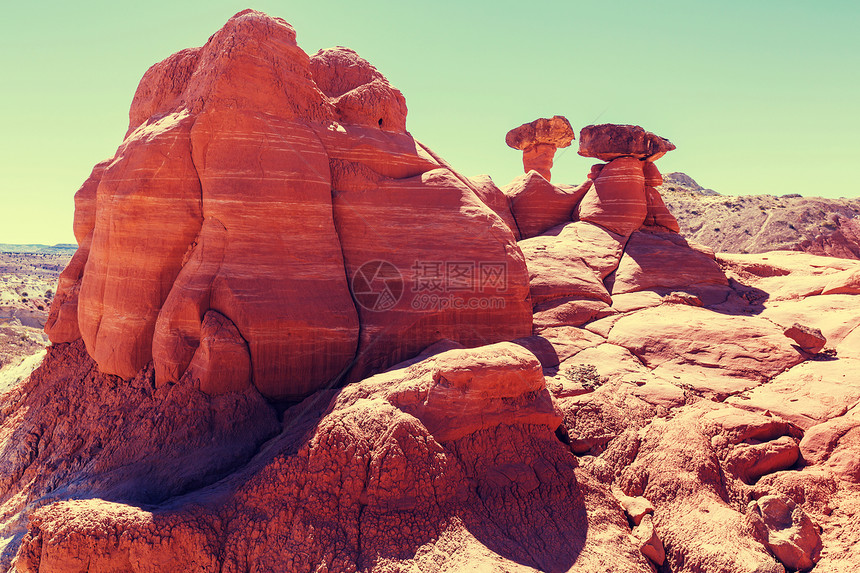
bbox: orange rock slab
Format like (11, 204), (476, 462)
(45, 9), (533, 401)
(611, 230), (729, 298)
(578, 123), (675, 162)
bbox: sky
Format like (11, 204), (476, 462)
(1, 0), (858, 244)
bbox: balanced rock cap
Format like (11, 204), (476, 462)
(578, 124), (676, 162)
(506, 115), (575, 151)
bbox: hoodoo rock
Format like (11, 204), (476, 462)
(505, 115), (575, 181)
(576, 124), (680, 238)
(4, 9), (860, 573)
(44, 9), (531, 401)
(512, 123), (689, 335)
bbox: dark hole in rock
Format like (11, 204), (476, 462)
(555, 425), (571, 445)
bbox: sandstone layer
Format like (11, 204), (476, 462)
(8, 248), (860, 573)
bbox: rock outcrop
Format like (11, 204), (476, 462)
(44, 10), (531, 401)
(509, 122), (696, 340)
(578, 123), (676, 162)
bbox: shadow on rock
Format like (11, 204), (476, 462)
(455, 425), (589, 572)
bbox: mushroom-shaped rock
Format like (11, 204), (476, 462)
(579, 124), (676, 162)
(506, 115), (575, 181)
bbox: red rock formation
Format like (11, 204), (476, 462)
(642, 163), (681, 232)
(8, 341), (651, 573)
(46, 10), (531, 401)
(577, 157), (649, 237)
(332, 168), (532, 382)
(187, 310), (252, 395)
(574, 126), (678, 240)
(468, 174), (520, 239)
(747, 495), (822, 570)
(800, 216), (860, 260)
(519, 221), (624, 306)
(610, 230), (729, 300)
(310, 47), (407, 132)
(505, 116), (575, 181)
(43, 160), (107, 344)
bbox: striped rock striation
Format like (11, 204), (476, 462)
(44, 10), (531, 401)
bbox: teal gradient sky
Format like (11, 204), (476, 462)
(1, 0), (858, 244)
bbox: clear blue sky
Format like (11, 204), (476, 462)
(1, 1), (858, 244)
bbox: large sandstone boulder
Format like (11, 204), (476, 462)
(46, 10), (531, 401)
(610, 229), (730, 300)
(332, 168), (531, 382)
(608, 305), (806, 398)
(519, 221), (624, 306)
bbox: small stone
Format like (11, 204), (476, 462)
(746, 495), (822, 571)
(634, 514), (666, 566)
(784, 323), (827, 354)
(662, 291), (704, 306)
(613, 487), (655, 525)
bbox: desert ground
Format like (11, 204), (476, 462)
(0, 245), (73, 390)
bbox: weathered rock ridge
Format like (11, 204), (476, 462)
(659, 172), (860, 260)
(1, 9), (859, 573)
